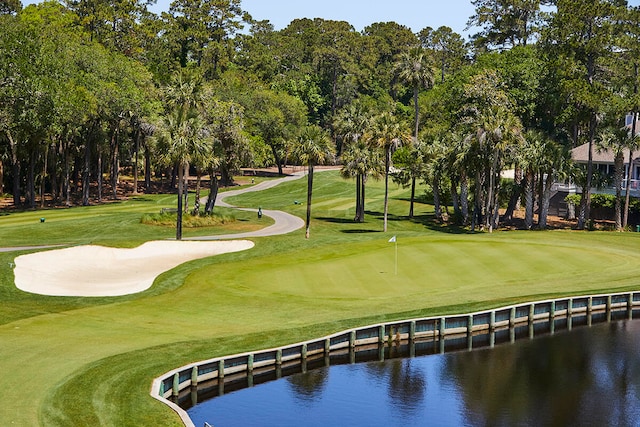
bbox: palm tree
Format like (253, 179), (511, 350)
(447, 131), (472, 225)
(518, 130), (570, 230)
(467, 106), (523, 232)
(341, 140), (379, 222)
(518, 131), (545, 230)
(192, 137), (220, 217)
(156, 73), (210, 240)
(292, 125), (335, 239)
(335, 103), (373, 222)
(424, 138), (450, 221)
(597, 127), (634, 231)
(391, 140), (428, 219)
(366, 112), (411, 232)
(394, 47), (435, 140)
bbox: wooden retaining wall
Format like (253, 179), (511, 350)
(150, 291), (640, 427)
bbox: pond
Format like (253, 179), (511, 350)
(186, 315), (640, 426)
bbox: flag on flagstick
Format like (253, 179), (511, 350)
(388, 236), (397, 275)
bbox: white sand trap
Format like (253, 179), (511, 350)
(13, 240), (254, 297)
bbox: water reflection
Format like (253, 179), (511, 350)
(188, 320), (640, 426)
(443, 320), (640, 426)
(287, 368), (327, 405)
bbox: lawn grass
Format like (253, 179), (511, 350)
(1, 171), (640, 426)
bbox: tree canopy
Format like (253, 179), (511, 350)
(2, 0), (639, 231)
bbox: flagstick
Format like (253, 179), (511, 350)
(394, 239), (397, 276)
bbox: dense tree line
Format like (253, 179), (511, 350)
(1, 0), (640, 234)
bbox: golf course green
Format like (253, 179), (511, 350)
(1, 171), (639, 426)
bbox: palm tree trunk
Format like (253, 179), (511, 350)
(504, 165), (522, 222)
(183, 164), (189, 213)
(615, 152), (624, 231)
(27, 148), (36, 208)
(384, 147), (390, 232)
(539, 171), (553, 230)
(144, 141), (151, 192)
(524, 170), (534, 230)
(205, 169), (219, 214)
(7, 130), (21, 207)
(133, 129), (140, 194)
(176, 163), (184, 240)
(193, 171), (202, 216)
(486, 150), (499, 232)
(305, 164), (314, 239)
(413, 86), (419, 140)
(578, 113), (597, 229)
(40, 142), (49, 208)
(360, 175), (366, 223)
(355, 174), (361, 221)
(433, 174), (442, 221)
(460, 173), (469, 225)
(82, 137), (91, 206)
(110, 126), (119, 200)
(450, 179), (460, 220)
(409, 176), (416, 219)
(64, 141), (71, 207)
(624, 65), (638, 229)
(97, 149), (103, 202)
(624, 147), (634, 230)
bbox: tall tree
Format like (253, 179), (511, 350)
(596, 127), (634, 231)
(335, 101), (376, 222)
(157, 73), (210, 240)
(618, 5), (640, 229)
(519, 130), (569, 229)
(163, 0), (248, 76)
(394, 47), (435, 140)
(65, 0), (156, 58)
(392, 140), (430, 219)
(366, 111), (411, 232)
(363, 22), (419, 100)
(292, 125), (335, 239)
(245, 89), (307, 175)
(467, 0), (548, 51)
(544, 0), (623, 229)
(418, 26), (468, 83)
(468, 105), (524, 232)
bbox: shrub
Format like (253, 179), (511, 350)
(140, 212), (236, 227)
(565, 193), (640, 214)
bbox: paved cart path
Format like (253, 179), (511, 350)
(5, 170), (318, 297)
(186, 170), (306, 240)
(0, 169), (313, 252)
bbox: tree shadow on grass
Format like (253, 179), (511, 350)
(316, 217), (380, 234)
(409, 214), (470, 234)
(316, 217), (355, 224)
(316, 211), (470, 235)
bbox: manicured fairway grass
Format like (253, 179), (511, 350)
(1, 171), (640, 426)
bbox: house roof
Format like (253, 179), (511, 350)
(571, 143), (633, 164)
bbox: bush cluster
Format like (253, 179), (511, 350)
(140, 212), (236, 228)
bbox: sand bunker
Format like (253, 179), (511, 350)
(13, 240), (254, 297)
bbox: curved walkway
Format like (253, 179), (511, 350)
(0, 170), (309, 253)
(185, 171), (307, 240)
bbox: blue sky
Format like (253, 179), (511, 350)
(156, 0), (477, 35)
(22, 0), (640, 39)
(22, 0), (478, 36)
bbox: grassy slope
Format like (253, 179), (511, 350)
(0, 171), (639, 425)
